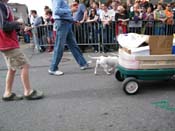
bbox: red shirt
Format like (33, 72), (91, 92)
(0, 4), (19, 51)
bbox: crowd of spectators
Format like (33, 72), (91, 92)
(22, 0), (175, 53)
(85, 0), (174, 35)
(21, 6), (54, 52)
(76, 0), (174, 27)
(69, 0), (175, 51)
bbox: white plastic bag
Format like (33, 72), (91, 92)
(117, 33), (149, 49)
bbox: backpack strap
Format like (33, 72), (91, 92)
(0, 8), (3, 28)
(0, 1), (10, 20)
(4, 4), (10, 19)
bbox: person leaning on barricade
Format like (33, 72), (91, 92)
(86, 8), (99, 52)
(44, 9), (54, 52)
(25, 10), (46, 52)
(0, 0), (44, 101)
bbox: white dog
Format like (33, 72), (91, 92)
(89, 55), (118, 75)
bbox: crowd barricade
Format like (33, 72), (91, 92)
(72, 22), (101, 51)
(31, 24), (53, 51)
(31, 21), (174, 52)
(126, 20), (174, 35)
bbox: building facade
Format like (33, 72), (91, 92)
(8, 3), (29, 25)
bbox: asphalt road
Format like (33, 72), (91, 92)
(0, 47), (175, 131)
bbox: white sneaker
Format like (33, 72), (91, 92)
(48, 69), (64, 76)
(80, 64), (89, 70)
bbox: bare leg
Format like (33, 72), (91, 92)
(21, 64), (32, 96)
(3, 69), (16, 97)
(21, 64), (44, 100)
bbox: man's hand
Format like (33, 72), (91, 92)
(74, 21), (81, 26)
(16, 18), (24, 25)
(24, 26), (32, 32)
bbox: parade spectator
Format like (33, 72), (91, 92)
(109, 1), (119, 21)
(29, 10), (35, 27)
(129, 2), (140, 20)
(73, 0), (87, 23)
(100, 3), (112, 28)
(23, 30), (31, 43)
(140, 6), (147, 20)
(86, 8), (99, 52)
(30, 10), (44, 27)
(143, 6), (154, 34)
(87, 1), (101, 52)
(129, 3), (142, 33)
(86, 8), (99, 23)
(43, 6), (51, 23)
(70, 0), (79, 17)
(0, 0), (43, 101)
(22, 17), (32, 43)
(92, 1), (101, 16)
(45, 9), (54, 52)
(154, 2), (167, 35)
(44, 6), (50, 12)
(115, 5), (129, 37)
(106, 0), (112, 9)
(165, 3), (174, 25)
(30, 10), (45, 52)
(73, 0), (88, 52)
(48, 0), (89, 76)
(88, 0), (95, 9)
(164, 3), (174, 35)
(100, 3), (112, 51)
(172, 2), (175, 22)
(154, 3), (167, 22)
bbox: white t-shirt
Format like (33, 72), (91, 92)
(100, 10), (111, 21)
(108, 9), (118, 21)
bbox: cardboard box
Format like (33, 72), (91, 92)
(120, 46), (149, 56)
(149, 35), (173, 55)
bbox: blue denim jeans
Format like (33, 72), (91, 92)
(32, 28), (40, 50)
(50, 20), (87, 71)
(154, 23), (165, 35)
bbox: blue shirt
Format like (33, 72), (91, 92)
(73, 3), (86, 21)
(32, 16), (42, 26)
(52, 0), (73, 22)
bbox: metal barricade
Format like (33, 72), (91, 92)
(72, 22), (101, 52)
(100, 21), (117, 52)
(31, 21), (175, 53)
(127, 20), (174, 35)
(72, 22), (117, 52)
(31, 24), (53, 52)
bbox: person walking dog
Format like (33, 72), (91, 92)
(48, 0), (89, 76)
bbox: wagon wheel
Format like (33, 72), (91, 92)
(115, 69), (124, 81)
(122, 77), (139, 95)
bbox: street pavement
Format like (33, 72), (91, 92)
(0, 45), (175, 131)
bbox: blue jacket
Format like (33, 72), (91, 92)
(52, 0), (73, 22)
